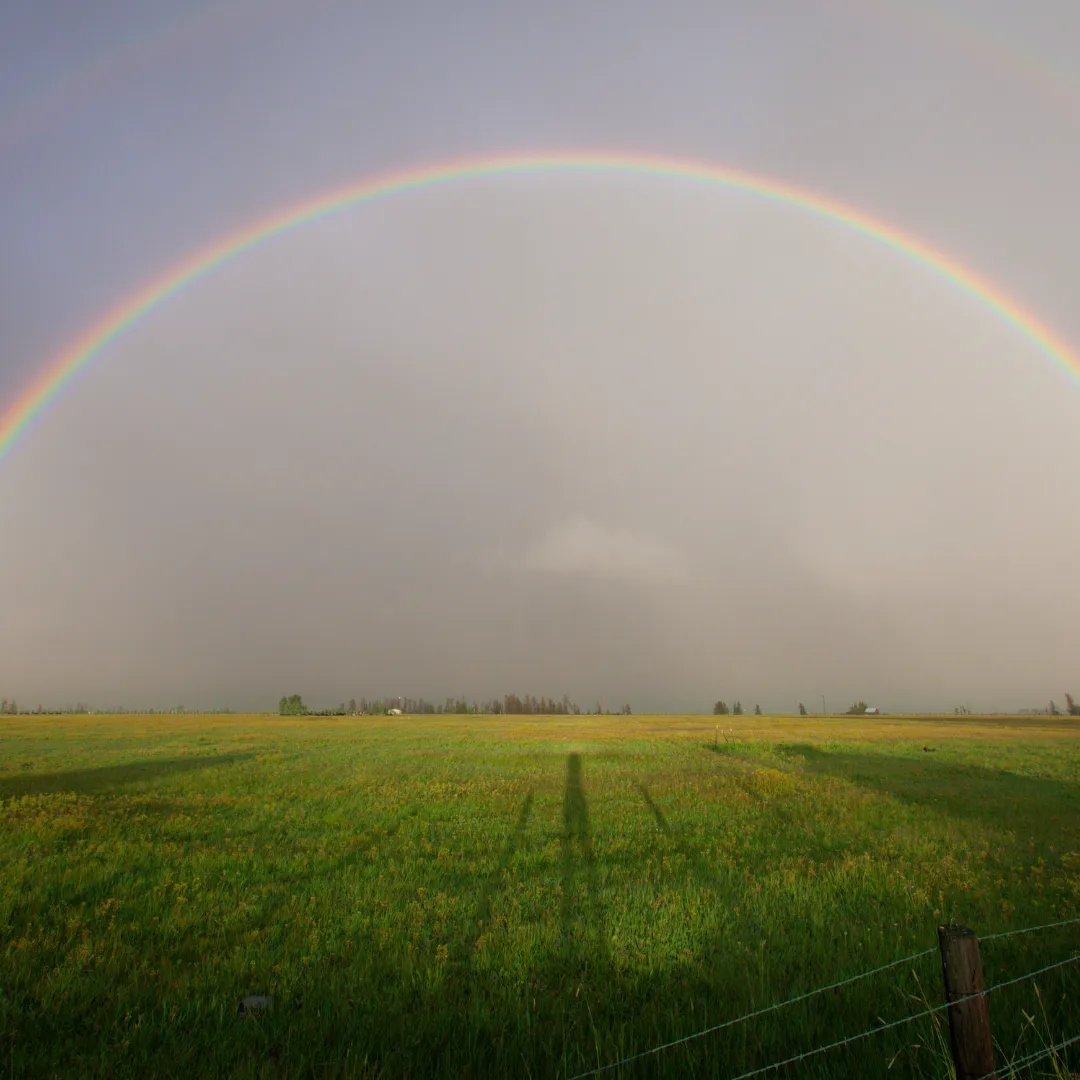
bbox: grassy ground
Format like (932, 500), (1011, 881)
(1, 713), (1078, 1079)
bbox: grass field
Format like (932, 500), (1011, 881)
(1, 713), (1078, 1078)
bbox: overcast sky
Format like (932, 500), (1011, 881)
(1, 0), (1078, 713)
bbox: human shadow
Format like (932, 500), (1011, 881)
(10, 912), (961, 1080)
(0, 753), (254, 798)
(637, 783), (671, 835)
(14, 774), (1075, 1078)
(561, 754), (607, 963)
(461, 791), (534, 959)
(635, 782), (738, 893)
(477, 792), (533, 918)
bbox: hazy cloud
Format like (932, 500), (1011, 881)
(1, 0), (1078, 712)
(511, 517), (687, 581)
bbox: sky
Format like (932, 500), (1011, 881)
(1, 0), (1078, 713)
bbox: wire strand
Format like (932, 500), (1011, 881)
(724, 954), (1080, 1080)
(563, 945), (936, 1080)
(973, 1030), (1080, 1080)
(983, 953), (1080, 998)
(723, 999), (952, 1080)
(981, 915), (1080, 942)
(565, 949), (1080, 1080)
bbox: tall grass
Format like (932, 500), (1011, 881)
(1, 714), (1078, 1078)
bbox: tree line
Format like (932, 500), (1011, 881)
(714, 696), (1080, 718)
(3, 693), (1076, 718)
(714, 701), (757, 716)
(0, 701), (231, 716)
(2, 700), (91, 715)
(279, 694), (633, 717)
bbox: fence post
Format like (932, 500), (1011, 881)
(938, 924), (996, 1080)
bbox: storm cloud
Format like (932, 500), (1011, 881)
(1, 0), (1078, 712)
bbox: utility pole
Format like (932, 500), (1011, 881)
(822, 695), (827, 716)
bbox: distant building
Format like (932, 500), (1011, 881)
(865, 706), (880, 715)
(388, 708), (403, 716)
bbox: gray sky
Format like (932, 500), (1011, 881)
(1, 0), (1078, 713)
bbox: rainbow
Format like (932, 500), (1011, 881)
(833, 0), (1080, 119)
(0, 0), (296, 153)
(6, 1), (1079, 158)
(2, 150), (1079, 466)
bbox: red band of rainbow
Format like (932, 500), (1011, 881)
(2, 151), (1077, 466)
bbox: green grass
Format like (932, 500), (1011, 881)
(1, 714), (1078, 1079)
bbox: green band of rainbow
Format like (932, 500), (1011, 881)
(3, 151), (1078, 466)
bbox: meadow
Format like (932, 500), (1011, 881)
(1, 713), (1078, 1079)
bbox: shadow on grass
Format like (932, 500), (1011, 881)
(9, 760), (1079, 1077)
(0, 753), (254, 798)
(5, 911), (977, 1080)
(471, 791), (534, 942)
(562, 753), (608, 963)
(780, 744), (1080, 840)
(635, 783), (742, 893)
(637, 783), (671, 834)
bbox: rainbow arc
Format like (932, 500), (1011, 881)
(2, 152), (1077, 465)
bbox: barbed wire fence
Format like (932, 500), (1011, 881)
(566, 915), (1080, 1080)
(973, 1031), (1080, 1080)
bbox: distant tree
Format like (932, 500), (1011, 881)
(798, 702), (807, 716)
(1050, 700), (1061, 716)
(713, 700), (729, 716)
(1066, 693), (1079, 717)
(754, 704), (762, 716)
(279, 694), (307, 716)
(846, 701), (869, 715)
(733, 701), (743, 716)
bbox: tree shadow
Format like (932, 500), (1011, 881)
(780, 743), (1080, 840)
(0, 753), (254, 798)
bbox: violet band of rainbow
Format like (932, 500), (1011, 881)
(2, 151), (1078, 466)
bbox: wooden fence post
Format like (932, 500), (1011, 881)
(938, 924), (996, 1080)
